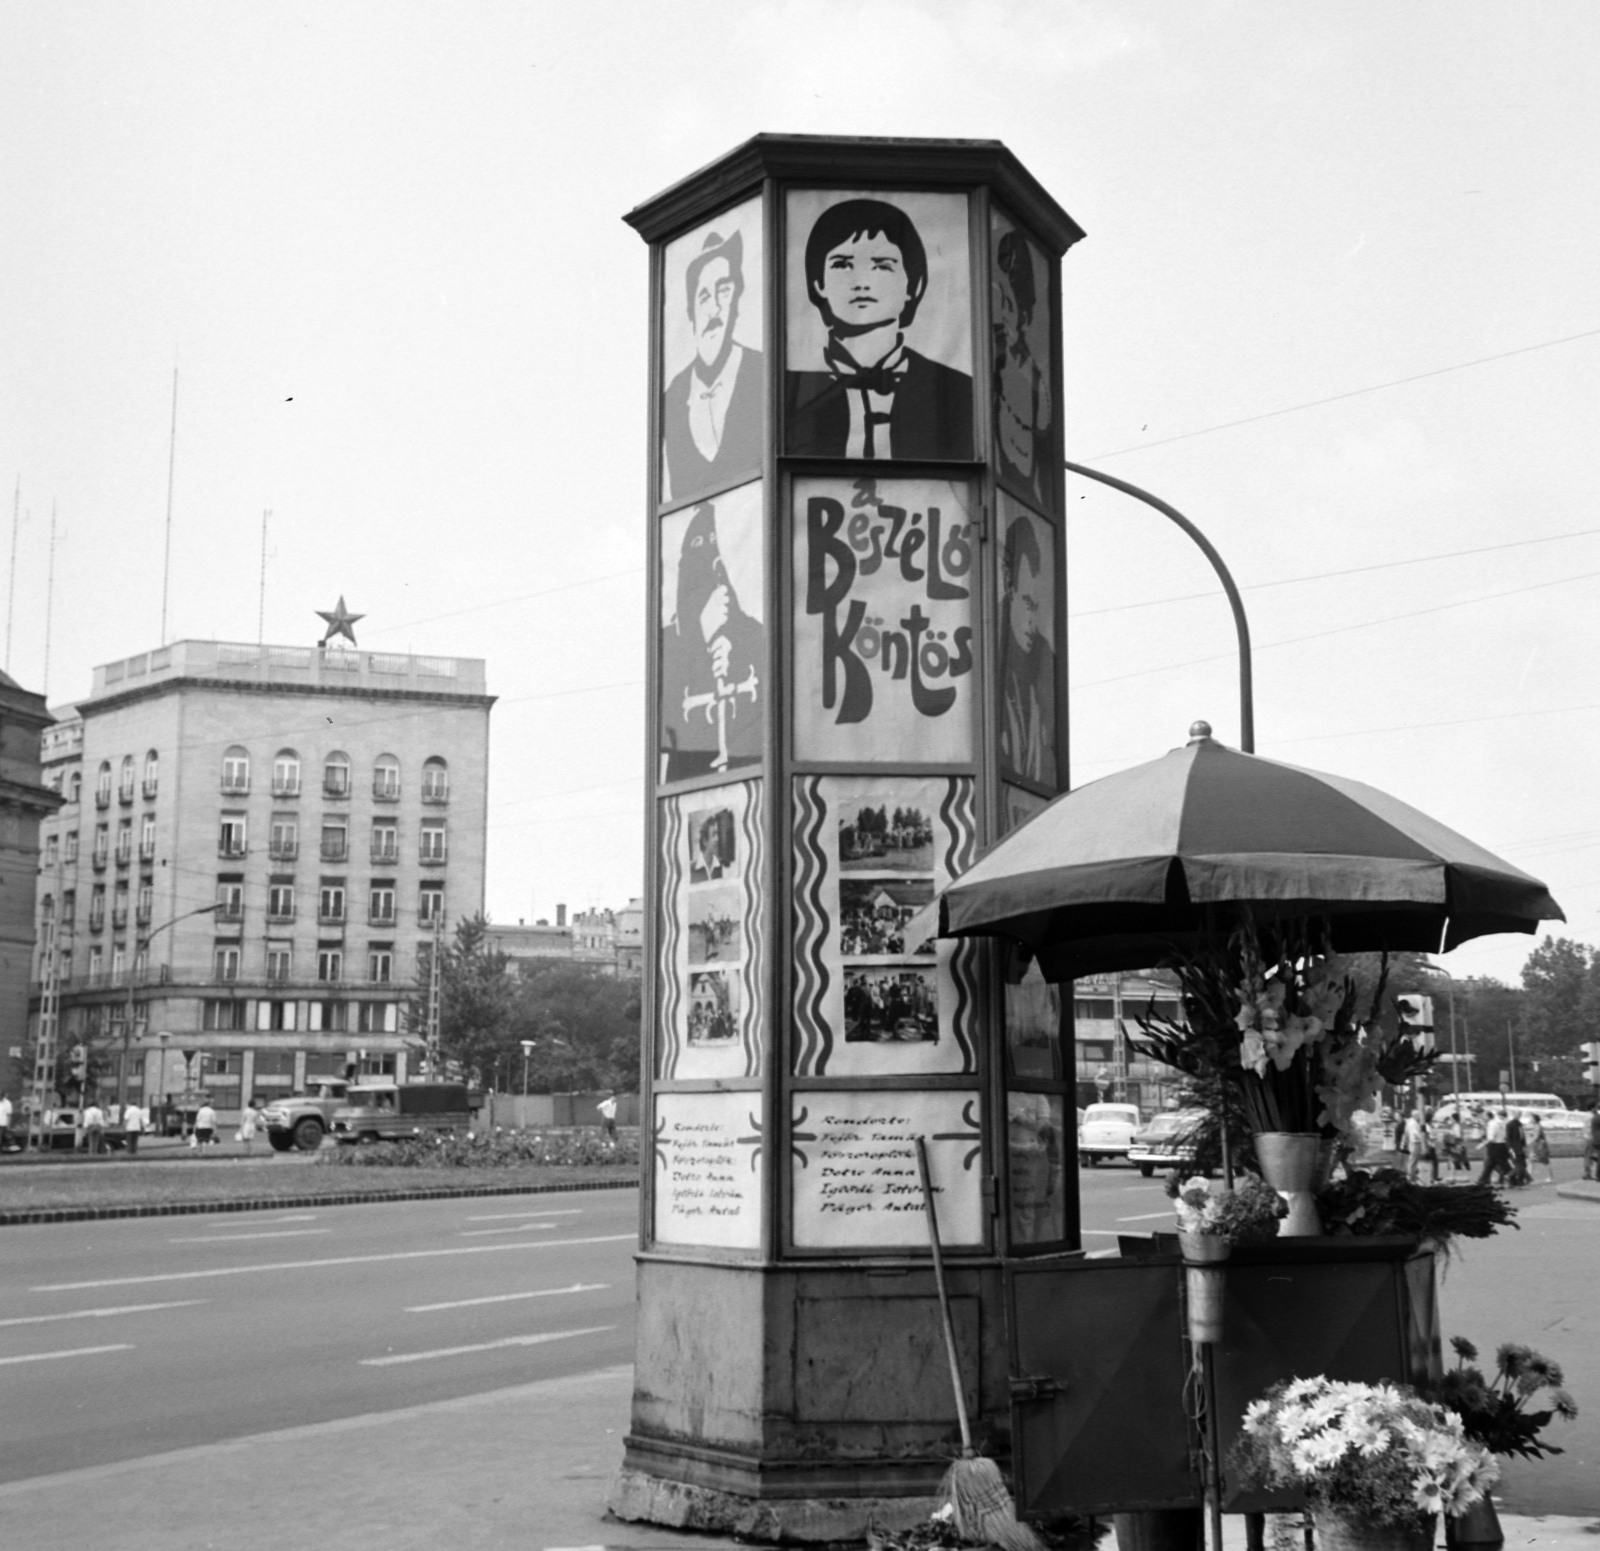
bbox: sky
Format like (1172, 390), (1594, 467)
(4, 2), (1598, 987)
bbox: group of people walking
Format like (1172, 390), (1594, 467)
(1400, 1102), (1557, 1187)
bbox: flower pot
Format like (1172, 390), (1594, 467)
(1312, 1508), (1435, 1551)
(1255, 1130), (1324, 1236)
(1185, 1263), (1226, 1343)
(1178, 1229), (1231, 1263)
(1445, 1496), (1503, 1549)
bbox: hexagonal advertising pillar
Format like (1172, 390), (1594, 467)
(612, 136), (1085, 1538)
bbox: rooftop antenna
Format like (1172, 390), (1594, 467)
(5, 474), (18, 671)
(258, 508), (270, 645)
(159, 366), (178, 645)
(42, 504), (57, 695)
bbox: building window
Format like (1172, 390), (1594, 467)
(369, 885), (396, 926)
(62, 889), (75, 924)
(140, 813), (156, 861)
(255, 999), (296, 1032)
(266, 944), (292, 982)
(214, 945), (240, 981)
(418, 883), (444, 925)
(68, 771), (82, 804)
(221, 746), (250, 794)
(268, 883), (296, 922)
(321, 822), (348, 862)
(111, 943), (128, 983)
(318, 947), (343, 982)
(115, 819), (133, 866)
(373, 755), (400, 801)
(269, 817), (298, 860)
(310, 1001), (348, 1033)
(119, 755), (136, 803)
(133, 945), (149, 982)
(136, 881), (153, 925)
(41, 893), (54, 923)
(219, 814), (247, 858)
(272, 749), (301, 796)
(93, 824), (109, 868)
(371, 821), (398, 864)
(44, 834), (58, 867)
(64, 830), (78, 863)
(419, 821), (446, 864)
(319, 882), (346, 923)
(358, 1050), (397, 1075)
(421, 757), (449, 803)
(358, 1000), (397, 1033)
(88, 945), (104, 984)
(89, 885), (106, 931)
(143, 749), (159, 798)
(96, 762), (112, 808)
(112, 880), (129, 930)
(323, 752), (350, 798)
(203, 1000), (247, 1031)
(368, 947), (393, 984)
(215, 881), (244, 922)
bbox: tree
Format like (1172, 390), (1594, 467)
(508, 962), (641, 1094)
(1518, 936), (1596, 1062)
(411, 914), (518, 1085)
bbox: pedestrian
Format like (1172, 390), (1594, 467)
(1506, 1109), (1528, 1187)
(1525, 1113), (1554, 1185)
(80, 1099), (106, 1155)
(0, 1090), (12, 1152)
(1477, 1109), (1511, 1188)
(1403, 1106), (1437, 1184)
(122, 1099), (144, 1158)
(193, 1100), (217, 1147)
(1442, 1114), (1469, 1174)
(597, 1091), (618, 1142)
(1586, 1108), (1600, 1182)
(236, 1101), (264, 1154)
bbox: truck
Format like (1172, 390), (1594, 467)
(260, 1078), (351, 1152)
(330, 1082), (475, 1145)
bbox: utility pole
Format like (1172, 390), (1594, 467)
(425, 912), (442, 1079)
(1507, 1020), (1517, 1091)
(28, 920), (62, 1150)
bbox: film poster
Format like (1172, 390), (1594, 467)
(991, 207), (1056, 509)
(996, 495), (1058, 789)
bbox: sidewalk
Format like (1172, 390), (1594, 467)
(0, 1361), (1590, 1550)
(1554, 1177), (1600, 1205)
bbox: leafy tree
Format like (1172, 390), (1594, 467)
(410, 914), (517, 1085)
(507, 962), (641, 1094)
(1518, 936), (1596, 1062)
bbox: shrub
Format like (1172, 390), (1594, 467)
(317, 1128), (639, 1169)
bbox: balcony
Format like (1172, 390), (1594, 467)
(114, 845), (132, 868)
(221, 776), (250, 796)
(371, 840), (399, 866)
(218, 841), (247, 860)
(317, 910), (346, 929)
(118, 785), (135, 807)
(419, 843), (447, 866)
(323, 777), (350, 801)
(142, 779), (158, 800)
(268, 841), (299, 862)
(421, 779), (449, 805)
(87, 912), (106, 934)
(135, 904), (153, 926)
(91, 850), (108, 873)
(112, 908), (129, 931)
(95, 790), (111, 810)
(368, 910), (397, 929)
(271, 779), (301, 799)
(214, 904), (245, 926)
(320, 840), (348, 863)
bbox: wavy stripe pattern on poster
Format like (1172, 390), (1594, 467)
(791, 777), (831, 1077)
(738, 781), (765, 1078)
(941, 777), (979, 1074)
(656, 797), (684, 1079)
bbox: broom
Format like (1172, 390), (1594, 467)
(914, 1135), (1048, 1551)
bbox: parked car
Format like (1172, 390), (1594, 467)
(1127, 1109), (1206, 1177)
(261, 1078), (350, 1152)
(331, 1082), (475, 1145)
(1078, 1102), (1142, 1167)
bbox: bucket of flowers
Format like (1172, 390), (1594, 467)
(1429, 1336), (1578, 1547)
(1231, 1376), (1497, 1551)
(1169, 1174), (1285, 1341)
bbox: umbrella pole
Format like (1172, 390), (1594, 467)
(1220, 1104), (1234, 1191)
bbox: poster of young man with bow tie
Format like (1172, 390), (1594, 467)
(784, 192), (973, 462)
(660, 199), (765, 505)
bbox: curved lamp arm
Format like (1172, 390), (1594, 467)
(1064, 460), (1255, 754)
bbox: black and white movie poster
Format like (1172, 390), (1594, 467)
(785, 190), (972, 462)
(659, 480), (764, 784)
(996, 496), (1057, 788)
(660, 197), (764, 506)
(792, 476), (977, 764)
(991, 208), (1054, 508)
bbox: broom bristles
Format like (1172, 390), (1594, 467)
(940, 1456), (1050, 1551)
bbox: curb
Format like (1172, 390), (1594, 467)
(1554, 1179), (1600, 1205)
(0, 1175), (640, 1226)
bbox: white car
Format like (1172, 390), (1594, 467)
(1078, 1103), (1142, 1167)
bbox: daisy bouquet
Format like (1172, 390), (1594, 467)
(1232, 1377), (1497, 1529)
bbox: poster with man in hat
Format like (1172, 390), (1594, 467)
(660, 198), (765, 505)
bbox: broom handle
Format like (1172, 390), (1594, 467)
(916, 1134), (973, 1454)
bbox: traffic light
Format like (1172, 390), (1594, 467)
(1396, 994), (1436, 1052)
(1582, 1041), (1600, 1085)
(69, 1043), (88, 1081)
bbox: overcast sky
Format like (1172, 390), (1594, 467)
(5, 3), (1597, 988)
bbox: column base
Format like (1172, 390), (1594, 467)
(606, 1467), (940, 1544)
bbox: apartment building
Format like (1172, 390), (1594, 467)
(32, 638), (492, 1115)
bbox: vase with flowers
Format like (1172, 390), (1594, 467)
(1428, 1336), (1578, 1547)
(1135, 919), (1438, 1235)
(1169, 1174), (1285, 1341)
(1232, 1376), (1497, 1551)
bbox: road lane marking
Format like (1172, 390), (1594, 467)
(267, 1214), (318, 1222)
(360, 1325), (614, 1366)
(464, 1208), (582, 1222)
(407, 1282), (607, 1313)
(33, 1233), (639, 1291)
(0, 1343), (133, 1366)
(1117, 1211), (1174, 1222)
(168, 1229), (334, 1244)
(458, 1222), (560, 1238)
(0, 1300), (206, 1329)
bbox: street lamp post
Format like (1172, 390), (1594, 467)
(156, 1030), (170, 1136)
(119, 902), (222, 1113)
(520, 1039), (534, 1097)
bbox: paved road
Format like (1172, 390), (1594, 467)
(0, 1188), (640, 1484)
